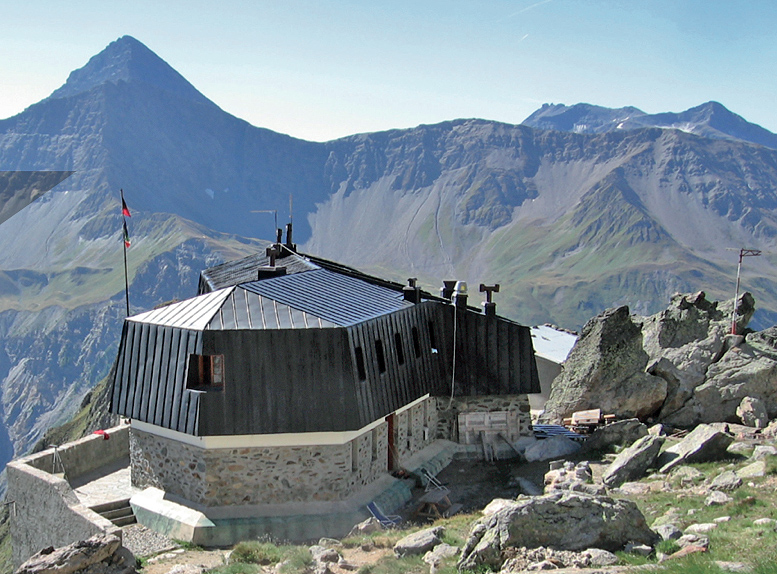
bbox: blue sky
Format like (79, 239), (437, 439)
(2, 1), (775, 141)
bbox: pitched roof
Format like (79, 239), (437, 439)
(198, 247), (319, 293)
(240, 268), (410, 327)
(132, 267), (411, 330)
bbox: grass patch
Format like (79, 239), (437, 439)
(228, 540), (312, 573)
(207, 563), (261, 574)
(172, 539), (203, 551)
(764, 455), (777, 476)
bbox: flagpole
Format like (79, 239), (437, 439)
(123, 236), (130, 316)
(120, 189), (131, 316)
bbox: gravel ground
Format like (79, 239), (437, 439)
(123, 524), (179, 558)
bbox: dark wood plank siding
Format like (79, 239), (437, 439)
(110, 321), (203, 434)
(436, 308), (540, 396)
(198, 328), (359, 435)
(111, 300), (539, 437)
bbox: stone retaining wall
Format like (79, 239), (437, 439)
(131, 396), (441, 507)
(7, 426), (127, 568)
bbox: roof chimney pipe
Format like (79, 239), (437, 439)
(403, 278), (421, 303)
(480, 283), (500, 316)
(276, 228), (283, 244)
(452, 281), (468, 309)
(440, 280), (457, 300)
(285, 222), (296, 252)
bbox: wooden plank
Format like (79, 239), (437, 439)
(113, 322), (131, 414)
(152, 326), (172, 426)
(130, 323), (151, 419)
(123, 323), (142, 417)
(162, 328), (182, 428)
(144, 325), (165, 423)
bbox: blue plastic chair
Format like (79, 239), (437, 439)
(367, 501), (402, 528)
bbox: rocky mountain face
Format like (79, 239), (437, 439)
(522, 101), (777, 150)
(2, 35), (777, 476)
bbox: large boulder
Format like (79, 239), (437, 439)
(602, 435), (663, 487)
(658, 424), (734, 473)
(16, 534), (134, 574)
(737, 396), (769, 428)
(689, 346), (777, 425)
(583, 419), (647, 453)
(524, 435), (581, 462)
(393, 526), (444, 558)
(543, 306), (667, 422)
(457, 492), (658, 571)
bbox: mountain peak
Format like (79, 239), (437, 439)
(48, 36), (213, 106)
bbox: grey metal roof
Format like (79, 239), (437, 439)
(207, 287), (338, 329)
(199, 247), (319, 293)
(240, 268), (411, 327)
(129, 288), (234, 330)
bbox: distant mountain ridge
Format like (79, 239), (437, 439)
(1, 35), (777, 481)
(49, 36), (214, 107)
(522, 101), (777, 150)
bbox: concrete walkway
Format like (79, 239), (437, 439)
(70, 457), (141, 508)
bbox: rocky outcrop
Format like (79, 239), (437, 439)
(15, 534), (134, 574)
(457, 492), (657, 571)
(543, 306), (667, 421)
(544, 291), (774, 426)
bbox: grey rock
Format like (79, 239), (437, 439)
(583, 419), (648, 453)
(670, 465), (705, 485)
(317, 538), (342, 548)
(648, 424), (667, 436)
(602, 435), (663, 487)
(677, 534), (709, 549)
(727, 442), (754, 455)
(612, 481), (651, 495)
(347, 517), (382, 537)
(514, 476), (543, 496)
(524, 435), (581, 462)
(422, 543), (459, 565)
(685, 523), (718, 534)
(543, 306), (667, 422)
(393, 526), (444, 558)
(737, 396), (769, 428)
(309, 546), (340, 564)
(583, 548), (619, 566)
(697, 345), (777, 424)
(458, 491), (657, 571)
(738, 460), (766, 478)
(658, 424), (734, 473)
(16, 534), (129, 574)
(705, 491), (732, 506)
(710, 470), (742, 491)
(751, 445), (777, 460)
(654, 523), (682, 541)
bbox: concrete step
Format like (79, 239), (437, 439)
(90, 498), (132, 515)
(112, 515), (137, 527)
(90, 498), (136, 527)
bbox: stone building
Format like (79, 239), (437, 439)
(109, 235), (540, 542)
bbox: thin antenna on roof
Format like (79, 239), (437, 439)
(289, 194), (293, 223)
